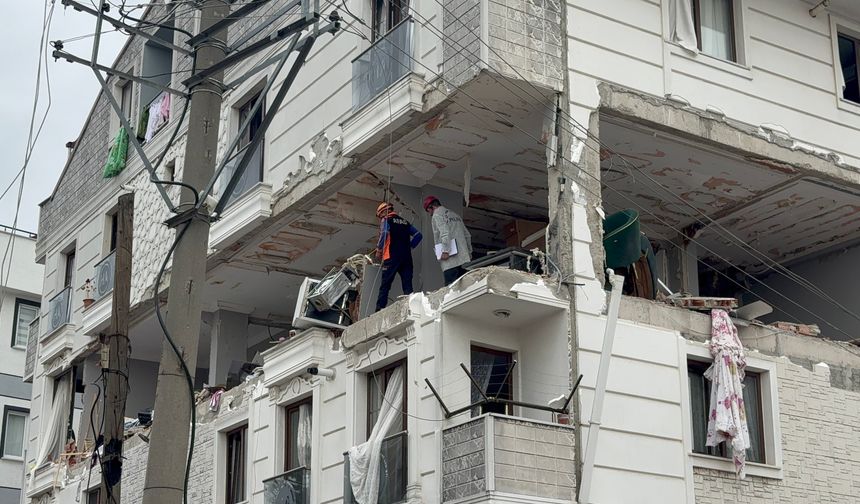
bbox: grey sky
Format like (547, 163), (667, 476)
(1, 2), (126, 234)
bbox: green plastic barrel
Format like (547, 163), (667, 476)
(603, 209), (641, 268)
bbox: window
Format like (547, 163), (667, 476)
(64, 248), (76, 288)
(367, 360), (406, 438)
(371, 0), (408, 40)
(470, 346), (514, 416)
(692, 0), (737, 62)
(225, 425), (247, 504)
(12, 299), (39, 348)
(119, 80), (134, 120)
(2, 407), (28, 459)
(87, 489), (100, 504)
(687, 359), (765, 463)
(838, 33), (860, 104)
(284, 399), (312, 472)
(108, 212), (118, 253)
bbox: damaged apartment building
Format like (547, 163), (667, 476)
(21, 0), (860, 503)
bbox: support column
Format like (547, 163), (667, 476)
(208, 309), (249, 386)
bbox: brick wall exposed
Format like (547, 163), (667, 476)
(693, 361), (860, 503)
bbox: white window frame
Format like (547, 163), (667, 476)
(679, 340), (783, 480)
(664, 0), (752, 78)
(830, 15), (860, 113)
(2, 407), (29, 460)
(213, 412), (251, 504)
(13, 299), (40, 349)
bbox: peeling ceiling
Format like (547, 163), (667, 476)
(600, 118), (860, 271)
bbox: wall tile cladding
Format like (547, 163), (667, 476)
(443, 0), (563, 90)
(493, 417), (576, 501)
(694, 361), (860, 503)
(442, 418), (486, 501)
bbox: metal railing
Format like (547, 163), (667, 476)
(343, 431), (408, 504)
(352, 18), (414, 111)
(263, 466), (310, 504)
(45, 287), (72, 335)
(93, 251), (116, 302)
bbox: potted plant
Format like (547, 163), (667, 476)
(81, 279), (96, 309)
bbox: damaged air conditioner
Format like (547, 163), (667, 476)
(293, 263), (362, 331)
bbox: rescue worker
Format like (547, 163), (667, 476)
(375, 202), (422, 311)
(423, 196), (473, 286)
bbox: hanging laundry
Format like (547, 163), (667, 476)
(705, 308), (751, 478)
(103, 127), (129, 178)
(144, 92), (171, 142)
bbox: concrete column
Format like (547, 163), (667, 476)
(208, 309), (249, 386)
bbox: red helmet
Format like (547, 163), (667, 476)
(423, 196), (440, 212)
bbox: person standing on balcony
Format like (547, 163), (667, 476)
(375, 202), (422, 311)
(424, 196), (473, 286)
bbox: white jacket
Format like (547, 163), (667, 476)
(431, 206), (473, 270)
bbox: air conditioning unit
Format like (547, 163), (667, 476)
(292, 277), (352, 331)
(307, 266), (358, 312)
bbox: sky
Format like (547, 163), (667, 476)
(0, 2), (126, 234)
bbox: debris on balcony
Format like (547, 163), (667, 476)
(664, 296), (738, 310)
(770, 321), (822, 337)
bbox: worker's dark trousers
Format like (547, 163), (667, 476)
(443, 266), (465, 286)
(376, 256), (414, 311)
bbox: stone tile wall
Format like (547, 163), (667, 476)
(441, 418), (486, 501)
(693, 361), (860, 503)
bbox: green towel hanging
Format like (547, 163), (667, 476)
(103, 127), (129, 178)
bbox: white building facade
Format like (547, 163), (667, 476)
(23, 0), (860, 503)
(0, 228), (43, 503)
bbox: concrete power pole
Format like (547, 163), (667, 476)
(141, 2), (228, 502)
(99, 192), (134, 504)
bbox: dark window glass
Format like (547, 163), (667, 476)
(372, 0), (408, 40)
(284, 398), (312, 471)
(226, 425), (247, 504)
(692, 0), (737, 62)
(688, 360), (765, 463)
(13, 299), (39, 348)
(64, 250), (76, 288)
(838, 34), (860, 104)
(367, 361), (406, 438)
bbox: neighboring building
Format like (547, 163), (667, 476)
(0, 227), (43, 503)
(24, 0), (860, 503)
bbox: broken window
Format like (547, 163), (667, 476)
(687, 359), (765, 463)
(367, 360), (406, 438)
(220, 92), (264, 208)
(692, 0), (737, 62)
(470, 346), (514, 416)
(371, 0), (408, 40)
(225, 424), (247, 504)
(838, 33), (860, 104)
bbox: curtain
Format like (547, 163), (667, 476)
(348, 366), (404, 504)
(32, 373), (72, 472)
(470, 352), (495, 415)
(699, 0), (733, 59)
(670, 0), (698, 53)
(296, 403), (312, 468)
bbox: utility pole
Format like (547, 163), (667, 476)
(99, 192), (134, 504)
(141, 2), (228, 502)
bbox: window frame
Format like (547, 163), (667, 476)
(470, 344), (515, 416)
(1, 406), (29, 460)
(679, 341), (783, 480)
(366, 359), (407, 439)
(371, 0), (408, 41)
(284, 397), (313, 472)
(831, 16), (860, 111)
(12, 298), (40, 349)
(225, 424), (248, 504)
(63, 248), (76, 289)
(686, 359), (765, 462)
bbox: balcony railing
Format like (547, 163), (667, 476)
(263, 466), (310, 504)
(352, 18), (414, 111)
(93, 251), (116, 302)
(343, 431), (407, 504)
(23, 317), (40, 382)
(46, 287), (71, 335)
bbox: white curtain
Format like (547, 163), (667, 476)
(348, 366), (404, 504)
(670, 0), (698, 53)
(296, 403), (312, 468)
(32, 374), (72, 473)
(699, 0), (733, 59)
(470, 353), (495, 414)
